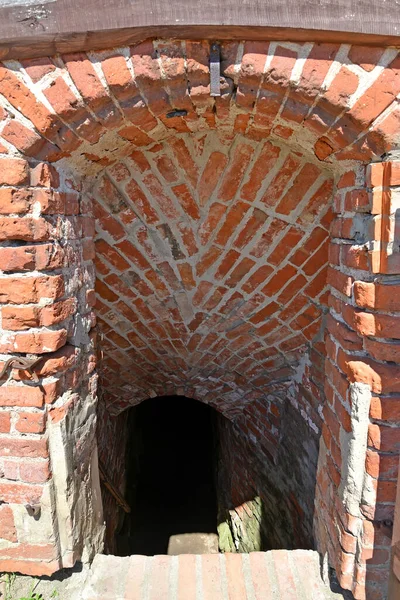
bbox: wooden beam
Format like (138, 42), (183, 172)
(0, 0), (399, 60)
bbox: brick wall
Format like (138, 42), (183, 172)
(96, 396), (129, 554)
(216, 400), (320, 552)
(0, 39), (399, 599)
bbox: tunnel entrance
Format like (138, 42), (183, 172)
(116, 396), (218, 556)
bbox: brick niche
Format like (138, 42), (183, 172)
(0, 40), (399, 600)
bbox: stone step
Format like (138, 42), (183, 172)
(81, 550), (350, 600)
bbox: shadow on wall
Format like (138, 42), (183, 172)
(216, 394), (321, 553)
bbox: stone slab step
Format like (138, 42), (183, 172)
(81, 550), (350, 600)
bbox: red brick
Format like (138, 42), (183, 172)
(177, 554), (196, 600)
(22, 57), (56, 82)
(0, 275), (64, 304)
(268, 227), (304, 266)
(298, 178), (334, 226)
(338, 171), (356, 189)
(168, 137), (199, 188)
(30, 163), (60, 188)
(276, 163), (321, 215)
(118, 125), (153, 145)
(260, 153), (301, 208)
(0, 188), (33, 214)
(366, 449), (399, 480)
(0, 384), (44, 408)
(348, 46), (386, 72)
(225, 554), (247, 599)
(0, 244), (63, 273)
(234, 208), (268, 249)
(63, 52), (112, 114)
(226, 257), (256, 287)
(125, 179), (158, 224)
(199, 203), (227, 245)
(43, 76), (88, 121)
(33, 189), (79, 215)
(240, 141), (281, 201)
(368, 423), (400, 453)
(370, 396), (400, 422)
(236, 42), (270, 107)
(0, 557), (60, 577)
(1, 121), (61, 162)
(124, 554), (148, 599)
(196, 246), (223, 277)
(142, 173), (178, 219)
(251, 217), (287, 258)
(96, 239), (131, 272)
(327, 267), (353, 297)
(0, 216), (50, 242)
(262, 264), (297, 296)
(364, 338), (400, 363)
(155, 155), (179, 183)
(0, 158), (29, 185)
(0, 437), (48, 458)
(323, 67), (359, 110)
(354, 281), (400, 311)
(201, 554), (223, 600)
(199, 151), (228, 205)
(348, 54), (400, 129)
(0, 411), (11, 433)
(214, 201), (250, 246)
(2, 300), (75, 330)
(101, 55), (136, 101)
(218, 143), (254, 201)
(19, 459), (51, 483)
(15, 411), (46, 434)
(338, 349), (400, 394)
(172, 184), (200, 220)
(0, 505), (17, 542)
(0, 66), (57, 136)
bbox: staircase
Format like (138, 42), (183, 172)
(81, 550), (350, 600)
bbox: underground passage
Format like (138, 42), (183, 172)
(97, 387), (321, 559)
(0, 28), (399, 600)
(115, 395), (217, 557)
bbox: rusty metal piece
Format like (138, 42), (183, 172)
(25, 503), (41, 518)
(99, 462), (131, 513)
(0, 355), (42, 382)
(166, 109), (188, 118)
(210, 42), (221, 97)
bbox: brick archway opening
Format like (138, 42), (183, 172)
(106, 395), (218, 557)
(0, 39), (399, 600)
(90, 122), (333, 562)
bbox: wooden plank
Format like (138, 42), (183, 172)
(0, 0), (399, 60)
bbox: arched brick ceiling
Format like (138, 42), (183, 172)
(92, 131), (333, 417)
(1, 38), (399, 417)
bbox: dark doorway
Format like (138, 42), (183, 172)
(117, 395), (218, 556)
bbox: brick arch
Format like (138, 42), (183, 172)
(92, 129), (334, 418)
(0, 40), (399, 166)
(0, 38), (400, 600)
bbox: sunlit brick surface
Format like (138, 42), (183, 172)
(93, 132), (333, 417)
(82, 551), (346, 600)
(0, 38), (399, 599)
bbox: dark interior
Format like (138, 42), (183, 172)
(117, 395), (218, 556)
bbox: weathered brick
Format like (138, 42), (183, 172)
(0, 505), (17, 542)
(15, 411), (46, 434)
(0, 411), (11, 433)
(0, 158), (29, 185)
(0, 437), (48, 458)
(0, 385), (44, 408)
(0, 275), (64, 304)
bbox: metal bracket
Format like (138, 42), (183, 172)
(210, 42), (221, 97)
(0, 355), (42, 382)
